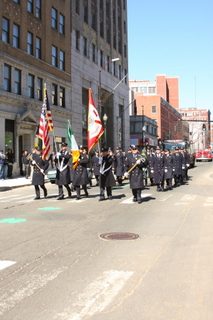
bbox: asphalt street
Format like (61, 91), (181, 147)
(0, 162), (213, 320)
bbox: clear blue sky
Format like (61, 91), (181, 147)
(127, 0), (213, 116)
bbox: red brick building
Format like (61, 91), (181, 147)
(129, 75), (186, 142)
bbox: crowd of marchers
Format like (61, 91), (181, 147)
(27, 143), (191, 204)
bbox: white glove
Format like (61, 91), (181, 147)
(56, 152), (61, 159)
(173, 168), (175, 171)
(98, 156), (103, 164)
(40, 169), (44, 173)
(165, 169), (168, 173)
(151, 170), (154, 173)
(32, 160), (36, 165)
(182, 166), (185, 169)
(136, 159), (141, 164)
(186, 164), (190, 167)
(124, 172), (129, 178)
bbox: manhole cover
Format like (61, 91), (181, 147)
(100, 232), (139, 240)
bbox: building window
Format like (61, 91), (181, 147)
(60, 87), (65, 108)
(83, 37), (87, 56)
(36, 37), (41, 59)
(91, 0), (97, 30)
(59, 50), (65, 70)
(14, 69), (21, 95)
(119, 65), (122, 80)
(124, 44), (127, 58)
(28, 0), (33, 13)
(148, 87), (155, 94)
(52, 7), (57, 29)
(76, 0), (80, 14)
(76, 30), (80, 50)
(13, 23), (20, 48)
(52, 45), (57, 67)
(52, 84), (57, 105)
(37, 78), (42, 101)
(59, 14), (65, 34)
(13, 0), (20, 3)
(27, 32), (33, 55)
(100, 21), (104, 38)
(36, 0), (41, 19)
(4, 65), (11, 92)
(124, 21), (126, 34)
(125, 69), (127, 84)
(92, 44), (96, 62)
(100, 50), (104, 67)
(139, 87), (147, 93)
(2, 17), (9, 43)
(83, 0), (88, 23)
(5, 120), (15, 153)
(152, 105), (156, 114)
(28, 74), (35, 98)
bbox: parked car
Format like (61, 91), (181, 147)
(47, 168), (57, 183)
(195, 150), (212, 162)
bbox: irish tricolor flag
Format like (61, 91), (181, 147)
(67, 120), (80, 164)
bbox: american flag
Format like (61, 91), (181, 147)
(38, 89), (51, 160)
(44, 89), (54, 131)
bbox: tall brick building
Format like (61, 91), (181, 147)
(129, 75), (185, 142)
(0, 0), (129, 176)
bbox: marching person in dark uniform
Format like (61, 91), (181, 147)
(184, 148), (190, 180)
(55, 142), (72, 200)
(164, 149), (174, 190)
(83, 148), (92, 187)
(173, 146), (183, 187)
(151, 146), (165, 191)
(146, 147), (155, 186)
(180, 147), (187, 183)
(31, 147), (49, 200)
(91, 150), (100, 186)
(99, 147), (116, 201)
(114, 147), (125, 185)
(72, 145), (89, 200)
(124, 145), (147, 204)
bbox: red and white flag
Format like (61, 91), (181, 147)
(38, 89), (51, 160)
(88, 88), (104, 153)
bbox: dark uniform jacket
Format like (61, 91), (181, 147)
(55, 150), (71, 185)
(146, 152), (154, 179)
(164, 154), (174, 179)
(91, 154), (100, 176)
(151, 153), (165, 184)
(99, 154), (116, 188)
(114, 152), (125, 177)
(173, 152), (183, 175)
(72, 153), (90, 186)
(125, 153), (147, 189)
(31, 154), (49, 185)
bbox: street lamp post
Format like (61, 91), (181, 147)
(103, 113), (108, 147)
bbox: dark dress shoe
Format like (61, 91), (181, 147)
(133, 198), (137, 202)
(85, 192), (89, 197)
(76, 196), (81, 200)
(108, 196), (112, 200)
(57, 195), (64, 200)
(34, 196), (40, 200)
(99, 197), (105, 201)
(138, 199), (142, 204)
(44, 190), (47, 197)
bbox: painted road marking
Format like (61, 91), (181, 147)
(120, 194), (152, 204)
(55, 270), (133, 320)
(204, 197), (213, 206)
(181, 195), (197, 202)
(0, 261), (16, 271)
(159, 194), (173, 202)
(0, 194), (35, 203)
(0, 267), (67, 316)
(0, 218), (27, 224)
(38, 207), (61, 211)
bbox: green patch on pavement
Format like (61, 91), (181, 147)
(38, 207), (61, 211)
(0, 218), (26, 224)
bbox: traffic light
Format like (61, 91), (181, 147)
(202, 124), (206, 131)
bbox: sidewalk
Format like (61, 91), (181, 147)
(0, 176), (49, 191)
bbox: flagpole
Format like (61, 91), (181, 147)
(44, 84), (58, 152)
